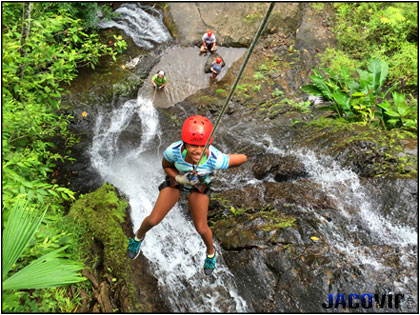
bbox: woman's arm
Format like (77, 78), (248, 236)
(162, 158), (178, 177)
(227, 154), (247, 167)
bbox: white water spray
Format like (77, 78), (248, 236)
(90, 96), (247, 312)
(98, 3), (171, 49)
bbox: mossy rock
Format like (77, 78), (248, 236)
(68, 183), (129, 277)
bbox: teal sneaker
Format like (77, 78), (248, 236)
(204, 252), (216, 275)
(127, 237), (143, 260)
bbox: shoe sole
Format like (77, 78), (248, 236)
(204, 268), (214, 276)
(128, 249), (141, 260)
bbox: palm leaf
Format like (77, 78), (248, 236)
(2, 200), (47, 280)
(368, 58), (382, 92)
(301, 84), (323, 96)
(311, 77), (333, 100)
(378, 61), (388, 88)
(2, 246), (85, 290)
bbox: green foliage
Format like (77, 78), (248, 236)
(2, 201), (85, 312)
(3, 3), (114, 30)
(311, 3), (325, 10)
(272, 88), (284, 98)
(252, 84), (261, 92)
(301, 59), (417, 133)
(2, 5), (126, 312)
(2, 4), (126, 210)
(320, 47), (361, 77)
(261, 212), (296, 232)
(291, 100), (312, 113)
(68, 183), (128, 277)
(326, 2), (418, 89)
(253, 71), (265, 80)
(377, 93), (418, 130)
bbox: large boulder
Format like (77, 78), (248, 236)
(166, 2), (303, 47)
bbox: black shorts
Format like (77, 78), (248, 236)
(158, 176), (211, 197)
(205, 42), (214, 51)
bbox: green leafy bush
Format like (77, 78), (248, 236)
(2, 5), (126, 311)
(301, 59), (417, 133)
(2, 4), (126, 210)
(323, 2), (418, 90)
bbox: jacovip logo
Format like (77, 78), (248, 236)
(322, 293), (406, 309)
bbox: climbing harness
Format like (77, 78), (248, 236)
(193, 2), (275, 172)
(158, 175), (211, 197)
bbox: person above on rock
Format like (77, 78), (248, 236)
(127, 115), (247, 275)
(151, 70), (167, 90)
(211, 57), (223, 78)
(200, 30), (217, 53)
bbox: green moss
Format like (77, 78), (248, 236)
(258, 210), (296, 232)
(161, 5), (179, 40)
(196, 95), (220, 105)
(68, 183), (128, 277)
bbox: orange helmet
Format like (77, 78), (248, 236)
(207, 30), (213, 37)
(216, 57), (222, 64)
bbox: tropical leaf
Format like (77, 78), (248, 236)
(383, 109), (401, 117)
(311, 68), (324, 79)
(2, 247), (85, 290)
(311, 77), (333, 100)
(368, 58), (382, 92)
(2, 200), (47, 280)
(301, 84), (323, 96)
(332, 91), (350, 111)
(378, 61), (388, 89)
(392, 92), (406, 106)
(2, 200), (85, 291)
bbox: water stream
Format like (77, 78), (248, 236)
(90, 97), (247, 312)
(98, 3), (171, 49)
(95, 5), (248, 311)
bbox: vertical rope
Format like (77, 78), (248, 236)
(193, 2), (275, 171)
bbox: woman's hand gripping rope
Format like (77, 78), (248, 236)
(174, 171), (199, 186)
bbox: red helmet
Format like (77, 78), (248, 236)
(216, 57), (222, 64)
(207, 30), (213, 37)
(182, 115), (213, 146)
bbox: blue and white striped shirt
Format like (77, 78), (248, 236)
(163, 140), (230, 184)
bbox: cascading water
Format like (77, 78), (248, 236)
(90, 97), (247, 312)
(98, 3), (171, 49)
(93, 4), (248, 311)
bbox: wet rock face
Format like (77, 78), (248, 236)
(203, 53), (225, 73)
(166, 2), (303, 47)
(252, 153), (308, 181)
(208, 133), (417, 312)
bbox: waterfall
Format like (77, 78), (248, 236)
(90, 97), (248, 312)
(98, 3), (171, 49)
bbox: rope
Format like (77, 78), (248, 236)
(193, 2), (275, 171)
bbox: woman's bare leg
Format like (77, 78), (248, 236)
(188, 191), (215, 255)
(136, 187), (180, 239)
